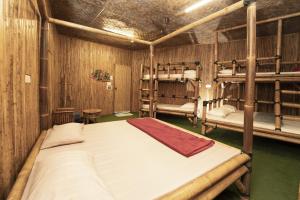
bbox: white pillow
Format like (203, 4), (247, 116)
(208, 107), (232, 118)
(41, 123), (84, 149)
(24, 151), (114, 200)
(221, 104), (237, 113)
(219, 69), (232, 74)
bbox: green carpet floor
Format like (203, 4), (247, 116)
(97, 113), (300, 200)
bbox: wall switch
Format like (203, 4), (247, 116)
(25, 74), (31, 83)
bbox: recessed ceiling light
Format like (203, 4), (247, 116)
(184, 0), (213, 13)
(103, 27), (135, 38)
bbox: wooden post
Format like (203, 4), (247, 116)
(154, 63), (159, 118)
(149, 45), (154, 117)
(274, 19), (282, 131)
(237, 83), (241, 110)
(201, 101), (208, 134)
(213, 32), (219, 108)
(39, 20), (49, 130)
(139, 64), (144, 117)
(242, 1), (256, 199)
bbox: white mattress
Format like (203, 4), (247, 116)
(22, 120), (241, 200)
(207, 111), (300, 135)
(218, 71), (300, 77)
(143, 73), (196, 80)
(142, 103), (202, 117)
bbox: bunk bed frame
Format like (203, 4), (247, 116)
(8, 0), (256, 199)
(139, 61), (201, 126)
(202, 11), (300, 144)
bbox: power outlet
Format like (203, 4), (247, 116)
(25, 74), (31, 84)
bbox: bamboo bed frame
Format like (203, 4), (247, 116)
(139, 62), (201, 127)
(7, 117), (250, 200)
(7, 0), (256, 199)
(203, 10), (300, 144)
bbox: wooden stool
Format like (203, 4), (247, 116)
(83, 109), (102, 124)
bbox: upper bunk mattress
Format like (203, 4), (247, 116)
(207, 111), (300, 135)
(22, 120), (240, 200)
(143, 71), (197, 80)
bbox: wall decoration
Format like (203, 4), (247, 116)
(90, 69), (111, 81)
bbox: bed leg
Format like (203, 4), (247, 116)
(193, 116), (198, 127)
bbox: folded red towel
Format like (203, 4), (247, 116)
(127, 118), (214, 157)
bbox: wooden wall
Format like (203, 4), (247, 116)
(52, 35), (133, 115)
(0, 0), (40, 199)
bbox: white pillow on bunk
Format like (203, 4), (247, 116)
(219, 69), (232, 74)
(41, 123), (84, 149)
(208, 107), (232, 118)
(23, 151), (114, 200)
(221, 104), (237, 113)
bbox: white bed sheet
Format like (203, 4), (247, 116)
(142, 103), (202, 117)
(207, 111), (300, 135)
(218, 71), (300, 77)
(22, 120), (241, 200)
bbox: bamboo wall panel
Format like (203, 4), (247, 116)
(0, 0), (40, 199)
(132, 44), (214, 111)
(54, 35), (132, 115)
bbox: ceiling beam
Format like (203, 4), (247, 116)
(217, 11), (300, 33)
(151, 0), (245, 46)
(48, 18), (152, 45)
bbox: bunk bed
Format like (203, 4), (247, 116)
(202, 12), (300, 144)
(139, 62), (202, 126)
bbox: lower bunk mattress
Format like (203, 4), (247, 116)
(142, 103), (202, 118)
(207, 111), (300, 135)
(22, 120), (241, 200)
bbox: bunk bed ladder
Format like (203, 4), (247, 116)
(139, 64), (151, 117)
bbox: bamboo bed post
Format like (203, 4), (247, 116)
(232, 60), (237, 75)
(201, 101), (208, 134)
(154, 63), (159, 118)
(242, 1), (256, 198)
(213, 32), (219, 108)
(274, 19), (282, 131)
(149, 45), (154, 117)
(139, 64), (144, 117)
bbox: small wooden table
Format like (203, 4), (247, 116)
(83, 109), (102, 124)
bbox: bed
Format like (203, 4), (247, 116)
(8, 119), (250, 200)
(202, 101), (300, 144)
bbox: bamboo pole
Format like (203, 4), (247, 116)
(217, 11), (300, 33)
(282, 102), (300, 109)
(242, 2), (256, 198)
(281, 90), (300, 95)
(201, 101), (208, 135)
(139, 64), (144, 117)
(154, 63), (159, 118)
(151, 1), (245, 45)
(213, 32), (219, 108)
(149, 45), (154, 117)
(48, 18), (151, 45)
(274, 19), (282, 130)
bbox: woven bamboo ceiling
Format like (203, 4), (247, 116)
(49, 0), (300, 49)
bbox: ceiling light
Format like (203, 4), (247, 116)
(184, 0), (213, 13)
(103, 27), (135, 38)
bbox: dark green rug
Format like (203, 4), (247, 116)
(97, 113), (300, 200)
